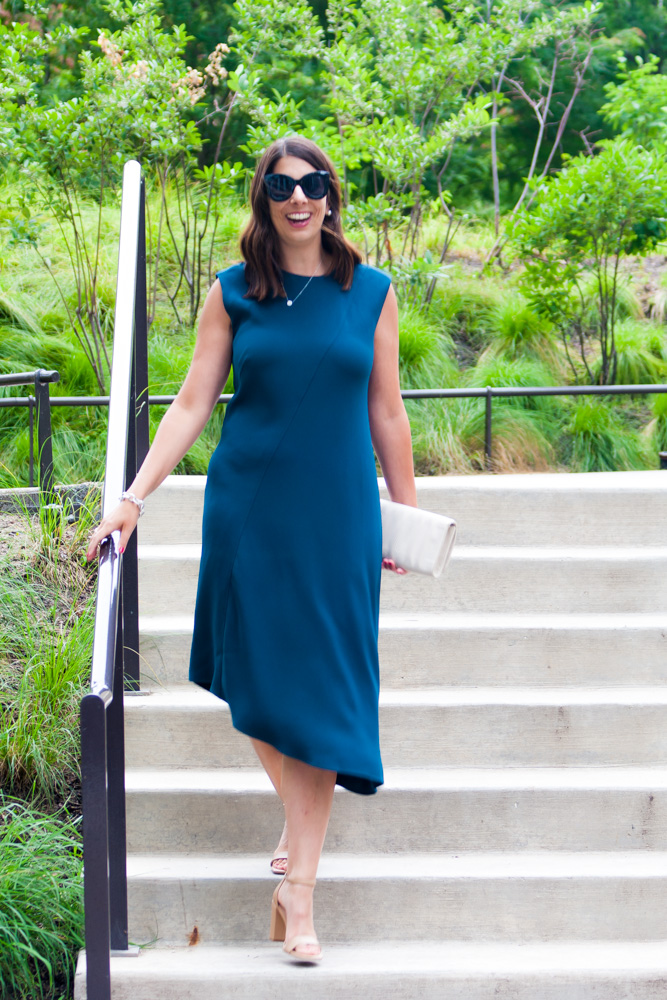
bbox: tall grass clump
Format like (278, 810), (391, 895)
(643, 392), (667, 453)
(432, 273), (507, 351)
(397, 306), (459, 389)
(478, 292), (565, 376)
(0, 495), (97, 806)
(0, 798), (83, 999)
(590, 319), (667, 386)
(563, 400), (652, 472)
(578, 272), (643, 330)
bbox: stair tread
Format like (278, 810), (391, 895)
(100, 939), (667, 975)
(126, 851), (667, 880)
(139, 611), (667, 632)
(137, 543), (667, 560)
(124, 766), (667, 792)
(147, 469), (667, 494)
(124, 684), (667, 708)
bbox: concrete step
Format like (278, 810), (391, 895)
(137, 545), (667, 616)
(125, 767), (667, 855)
(139, 612), (667, 689)
(124, 686), (667, 770)
(75, 940), (667, 1000)
(138, 471), (667, 547)
(125, 851), (667, 945)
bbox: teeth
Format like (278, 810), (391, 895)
(287, 213), (310, 220)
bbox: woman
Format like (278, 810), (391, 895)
(86, 136), (417, 963)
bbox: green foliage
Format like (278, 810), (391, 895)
(509, 138), (667, 384)
(0, 494), (98, 805)
(434, 273), (508, 348)
(591, 319), (667, 386)
(477, 292), (564, 375)
(563, 399), (652, 472)
(600, 54), (667, 150)
(644, 392), (667, 453)
(397, 306), (459, 389)
(0, 798), (83, 999)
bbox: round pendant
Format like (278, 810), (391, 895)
(286, 299), (293, 307)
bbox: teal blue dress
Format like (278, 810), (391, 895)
(188, 262), (391, 794)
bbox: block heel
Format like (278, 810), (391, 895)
(268, 876), (322, 962)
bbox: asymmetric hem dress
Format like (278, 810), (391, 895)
(188, 261), (392, 795)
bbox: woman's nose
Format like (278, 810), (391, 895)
(290, 184), (309, 203)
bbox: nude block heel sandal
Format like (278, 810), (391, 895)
(269, 876), (323, 963)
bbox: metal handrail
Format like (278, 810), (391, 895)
(79, 160), (149, 1000)
(0, 369), (59, 495)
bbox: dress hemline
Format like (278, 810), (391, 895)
(190, 677), (382, 796)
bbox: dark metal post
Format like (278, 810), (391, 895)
(80, 693), (112, 1000)
(107, 581), (130, 950)
(485, 387), (493, 471)
(34, 371), (55, 501)
(660, 452), (667, 469)
(28, 396), (34, 488)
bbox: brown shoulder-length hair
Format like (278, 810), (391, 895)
(240, 136), (362, 301)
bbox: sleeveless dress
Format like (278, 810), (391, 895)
(188, 261), (392, 795)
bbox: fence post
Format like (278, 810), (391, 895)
(28, 396), (34, 489)
(34, 370), (55, 502)
(485, 387), (493, 471)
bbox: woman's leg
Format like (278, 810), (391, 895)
(251, 737), (289, 867)
(278, 755), (336, 954)
(251, 736), (284, 796)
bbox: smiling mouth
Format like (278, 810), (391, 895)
(286, 212), (312, 225)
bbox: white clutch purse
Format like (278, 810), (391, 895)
(380, 499), (457, 578)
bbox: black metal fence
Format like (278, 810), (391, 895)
(5, 381), (667, 485)
(0, 369), (60, 497)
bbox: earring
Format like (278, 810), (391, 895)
(326, 208), (332, 216)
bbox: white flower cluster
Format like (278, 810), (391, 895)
(98, 32), (123, 69)
(205, 42), (230, 87)
(173, 66), (206, 106)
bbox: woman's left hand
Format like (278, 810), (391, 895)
(382, 558), (407, 575)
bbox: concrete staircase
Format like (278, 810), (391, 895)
(76, 471), (667, 998)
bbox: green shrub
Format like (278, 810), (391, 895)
(563, 400), (652, 472)
(432, 274), (507, 348)
(590, 319), (667, 386)
(397, 307), (459, 389)
(479, 293), (565, 375)
(465, 356), (562, 411)
(408, 390), (557, 474)
(0, 499), (96, 806)
(643, 392), (667, 453)
(0, 798), (83, 999)
(578, 272), (644, 330)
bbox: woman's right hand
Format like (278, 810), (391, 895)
(86, 500), (141, 563)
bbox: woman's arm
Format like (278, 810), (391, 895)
(368, 283), (417, 509)
(86, 279), (233, 561)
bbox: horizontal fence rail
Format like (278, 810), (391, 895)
(4, 383), (667, 472)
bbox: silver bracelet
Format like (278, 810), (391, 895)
(119, 491), (145, 517)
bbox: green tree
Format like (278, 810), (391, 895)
(509, 138), (667, 385)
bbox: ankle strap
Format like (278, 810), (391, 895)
(286, 876), (316, 887)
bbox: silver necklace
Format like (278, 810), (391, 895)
(282, 260), (322, 307)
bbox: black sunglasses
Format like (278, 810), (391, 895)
(264, 170), (330, 202)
